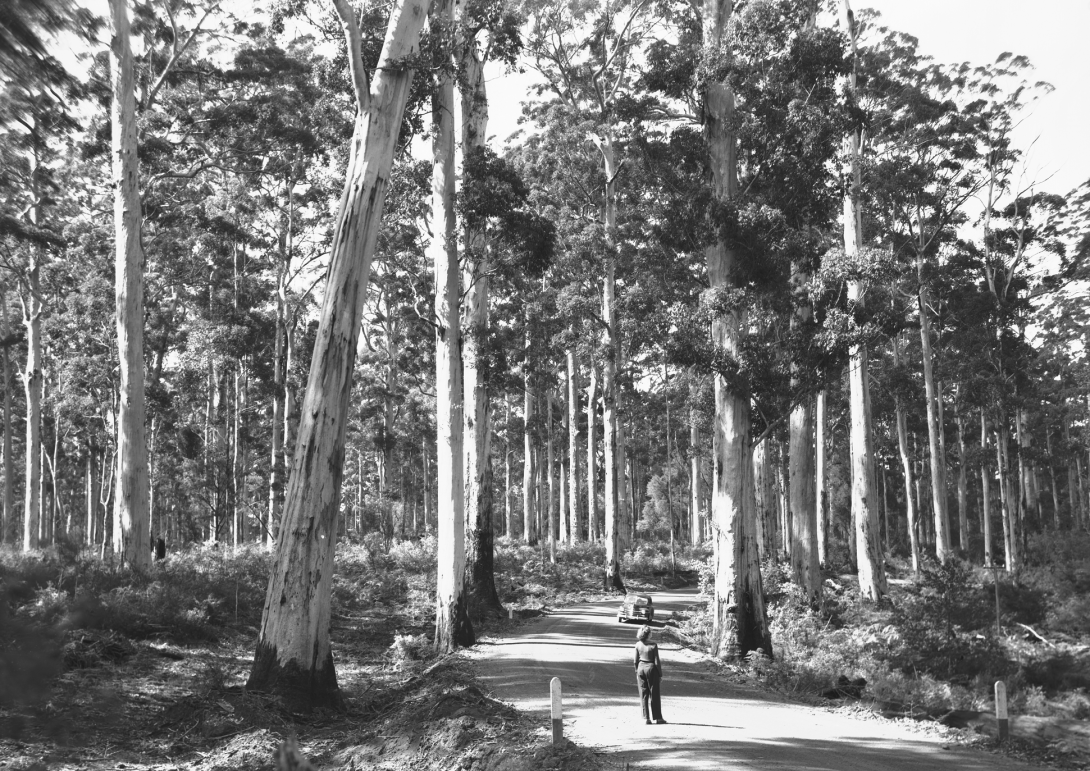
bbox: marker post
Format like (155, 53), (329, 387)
(550, 677), (563, 744)
(995, 681), (1009, 742)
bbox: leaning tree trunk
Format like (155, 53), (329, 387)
(567, 349), (582, 541)
(432, 0), (473, 652)
(247, 0), (430, 708)
(703, 0), (771, 660)
(109, 0), (150, 571)
(840, 0), (886, 600)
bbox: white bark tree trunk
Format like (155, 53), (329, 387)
(690, 405), (702, 546)
(981, 411), (994, 565)
(597, 134), (624, 593)
(567, 349), (582, 541)
(109, 0), (150, 570)
(587, 363), (598, 541)
(523, 370), (536, 543)
(840, 0), (885, 600)
(956, 405), (969, 550)
(2, 291), (14, 545)
(247, 0), (430, 707)
(816, 389), (828, 566)
(431, 0), (473, 651)
(703, 0), (770, 659)
(789, 393), (818, 604)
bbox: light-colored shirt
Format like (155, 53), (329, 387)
(634, 640), (661, 671)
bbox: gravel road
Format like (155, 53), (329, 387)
(468, 586), (1046, 770)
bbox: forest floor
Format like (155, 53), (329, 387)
(1, 536), (1089, 770)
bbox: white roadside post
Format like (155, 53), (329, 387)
(995, 681), (1009, 741)
(550, 677), (563, 744)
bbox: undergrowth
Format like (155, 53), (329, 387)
(681, 530), (1090, 719)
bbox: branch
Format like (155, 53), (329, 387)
(332, 0), (371, 112)
(144, 2), (220, 112)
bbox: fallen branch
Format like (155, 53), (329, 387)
(1017, 622), (1055, 647)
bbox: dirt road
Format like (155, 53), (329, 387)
(468, 587), (1045, 770)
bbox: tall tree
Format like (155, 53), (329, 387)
(839, 0), (885, 599)
(109, 0), (150, 570)
(248, 0), (431, 708)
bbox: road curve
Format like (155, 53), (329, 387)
(466, 587), (1044, 770)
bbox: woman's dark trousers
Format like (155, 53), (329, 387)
(636, 662), (663, 721)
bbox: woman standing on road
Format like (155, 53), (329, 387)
(633, 625), (666, 725)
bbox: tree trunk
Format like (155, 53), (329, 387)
(587, 363), (598, 542)
(247, 0), (430, 708)
(917, 285), (950, 561)
(547, 392), (556, 563)
(839, 0), (886, 598)
(504, 393), (513, 538)
(703, 0), (771, 658)
(956, 404), (969, 551)
(268, 179), (292, 546)
(893, 337), (919, 572)
(816, 389), (828, 567)
(752, 439), (775, 560)
(789, 393), (819, 604)
(1, 290), (13, 544)
(982, 411), (994, 566)
(598, 134), (624, 593)
(109, 0), (150, 570)
(523, 369), (536, 544)
(690, 422), (702, 546)
(22, 251), (42, 552)
(1046, 429), (1061, 529)
(996, 420), (1018, 570)
(566, 349), (581, 542)
(431, 1), (474, 650)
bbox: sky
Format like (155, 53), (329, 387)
(484, 0), (1090, 197)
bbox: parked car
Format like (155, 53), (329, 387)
(617, 593), (654, 624)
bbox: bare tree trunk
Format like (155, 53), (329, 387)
(996, 420), (1018, 570)
(267, 182), (292, 546)
(789, 393), (819, 604)
(566, 350), (581, 542)
(504, 393), (513, 538)
(955, 401), (969, 550)
(703, 0), (770, 658)
(1, 291), (13, 544)
(547, 392), (556, 563)
(22, 254), (42, 552)
(752, 439), (774, 560)
(597, 135), (624, 593)
(1016, 408), (1038, 534)
(917, 285), (950, 561)
(892, 337), (919, 572)
(523, 369), (536, 544)
(109, 0), (150, 570)
(1046, 429), (1061, 529)
(816, 389), (828, 567)
(431, 2), (473, 650)
(982, 411), (994, 566)
(690, 377), (703, 546)
(840, 0), (885, 599)
(247, 0), (430, 708)
(587, 363), (598, 542)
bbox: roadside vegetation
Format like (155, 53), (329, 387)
(5, 532), (1090, 768)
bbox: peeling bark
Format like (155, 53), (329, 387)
(247, 0), (431, 708)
